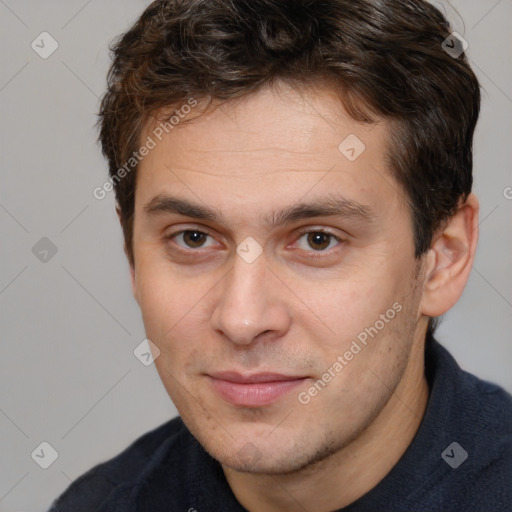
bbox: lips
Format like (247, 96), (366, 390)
(208, 371), (308, 407)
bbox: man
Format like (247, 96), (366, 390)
(50, 0), (512, 510)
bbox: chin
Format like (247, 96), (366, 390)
(196, 425), (341, 476)
(216, 446), (309, 475)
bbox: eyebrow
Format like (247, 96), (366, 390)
(143, 193), (376, 227)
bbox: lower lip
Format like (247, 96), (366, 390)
(209, 377), (307, 407)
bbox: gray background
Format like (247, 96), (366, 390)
(0, 1), (510, 510)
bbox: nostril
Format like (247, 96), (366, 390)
(256, 330), (273, 340)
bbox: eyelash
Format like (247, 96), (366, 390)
(166, 227), (345, 257)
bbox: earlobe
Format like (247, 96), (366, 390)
(420, 193), (479, 317)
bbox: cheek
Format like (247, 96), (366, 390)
(302, 311), (412, 433)
(302, 276), (412, 398)
(302, 276), (399, 354)
(135, 267), (208, 368)
(134, 257), (194, 338)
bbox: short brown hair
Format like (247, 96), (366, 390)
(98, 0), (480, 334)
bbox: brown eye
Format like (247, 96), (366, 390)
(295, 231), (341, 252)
(172, 230), (215, 250)
(306, 232), (332, 250)
(183, 231), (207, 248)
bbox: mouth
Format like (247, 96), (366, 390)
(207, 371), (309, 407)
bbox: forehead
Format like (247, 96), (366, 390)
(144, 83), (388, 164)
(135, 82), (407, 229)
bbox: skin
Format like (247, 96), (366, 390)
(125, 81), (479, 511)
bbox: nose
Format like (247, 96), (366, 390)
(210, 251), (291, 346)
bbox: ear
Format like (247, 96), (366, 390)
(420, 193), (479, 318)
(116, 205), (138, 303)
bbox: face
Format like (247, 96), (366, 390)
(130, 82), (426, 474)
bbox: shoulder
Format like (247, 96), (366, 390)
(444, 343), (512, 444)
(427, 338), (512, 432)
(454, 374), (512, 510)
(460, 372), (512, 491)
(48, 416), (190, 511)
(426, 340), (512, 509)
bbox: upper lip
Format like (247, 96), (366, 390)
(208, 371), (307, 384)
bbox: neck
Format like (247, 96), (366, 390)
(223, 340), (430, 512)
